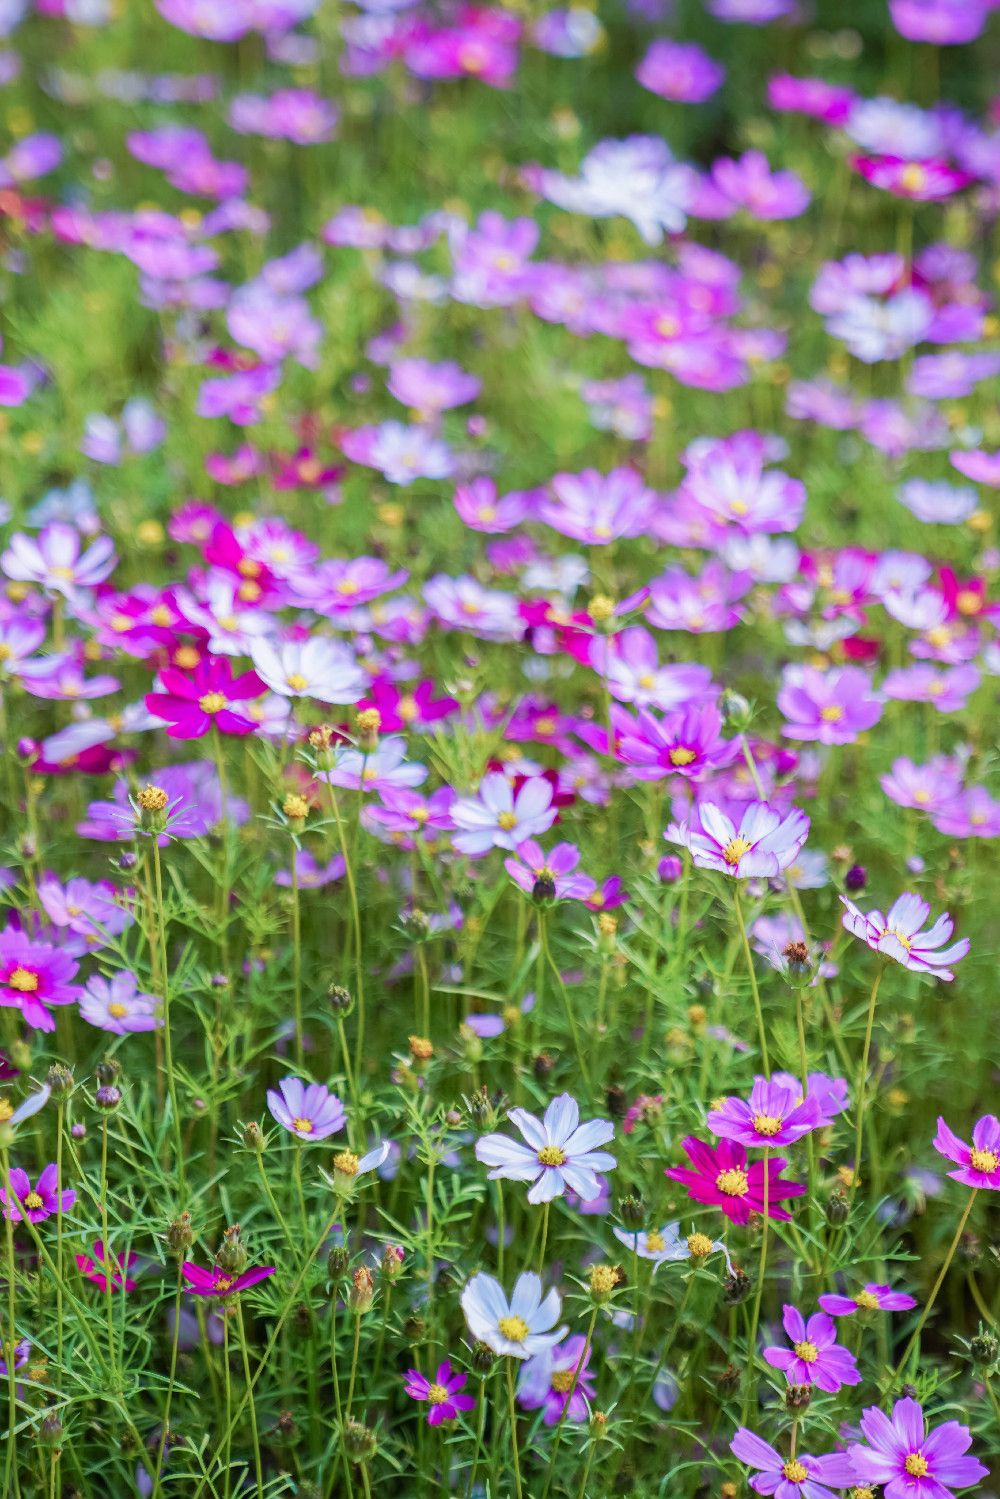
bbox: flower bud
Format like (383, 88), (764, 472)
(381, 1245), (405, 1282)
(596, 913), (618, 955)
(216, 1225), (248, 1275)
(403, 1314), (427, 1343)
(403, 908), (431, 942)
(719, 689), (753, 733)
(605, 1084), (627, 1119)
(970, 1331), (999, 1367)
(408, 1036), (433, 1065)
(619, 1193), (644, 1228)
(95, 1056), (121, 1087)
(466, 1085), (499, 1130)
(328, 983), (354, 1015)
(166, 1213), (194, 1258)
(588, 1263), (624, 1303)
(354, 708), (381, 753)
(717, 1364), (741, 1396)
(349, 1267), (374, 1314)
(590, 1410), (610, 1438)
(37, 1411), (63, 1448)
(844, 863), (867, 893)
(470, 1340), (496, 1375)
(7, 1040), (32, 1073)
(118, 851), (138, 871)
(785, 1383), (812, 1412)
(327, 1244), (350, 1281)
(243, 1121), (264, 1152)
(825, 1189), (850, 1227)
(588, 593), (616, 626)
(283, 793), (310, 826)
(723, 1268), (752, 1306)
(46, 1064), (74, 1098)
(136, 783), (170, 832)
(95, 1085), (121, 1112)
(532, 874), (556, 906)
(343, 1419), (377, 1462)
(534, 1051), (555, 1079)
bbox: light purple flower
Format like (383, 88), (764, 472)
(762, 1304), (861, 1391)
(818, 1282), (917, 1317)
(840, 892), (969, 980)
(504, 841), (596, 902)
(475, 1093), (615, 1204)
(730, 1428), (857, 1499)
(80, 972), (162, 1035)
(266, 1077), (347, 1142)
(667, 800), (810, 879)
(451, 772), (556, 856)
(708, 1077), (823, 1149)
(933, 1114), (1000, 1190)
(1, 524), (116, 600)
(847, 1396), (988, 1498)
(778, 664), (882, 744)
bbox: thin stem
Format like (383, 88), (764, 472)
(151, 839), (186, 1193)
(100, 1116), (117, 1386)
(291, 847), (304, 1068)
(733, 885), (769, 1077)
(851, 965), (885, 1201)
(896, 1191), (977, 1376)
(222, 1314), (232, 1499)
(151, 1263), (184, 1499)
(505, 1357), (524, 1499)
(2, 1148), (19, 1499)
(540, 1307), (598, 1499)
(539, 912), (592, 1093)
(346, 1312), (363, 1414)
(741, 1148), (770, 1423)
(236, 1303), (264, 1499)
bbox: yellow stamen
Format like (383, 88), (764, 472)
(6, 968), (38, 993)
(715, 1168), (749, 1197)
(722, 837), (752, 866)
(687, 1232), (713, 1258)
(793, 1340), (819, 1363)
(537, 1145), (566, 1166)
(498, 1315), (529, 1342)
(753, 1114), (783, 1137)
(198, 692), (227, 714)
(970, 1148), (999, 1174)
(905, 1454), (929, 1478)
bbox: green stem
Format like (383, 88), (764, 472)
(896, 1191), (977, 1376)
(506, 1357), (524, 1499)
(851, 965), (885, 1201)
(151, 1263), (183, 1499)
(151, 839), (186, 1193)
(733, 885), (769, 1077)
(236, 1303), (264, 1499)
(540, 1307), (598, 1499)
(741, 1148), (770, 1423)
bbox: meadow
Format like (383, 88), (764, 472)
(0, 0), (999, 1494)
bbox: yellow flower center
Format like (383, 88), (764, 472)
(645, 1231), (666, 1252)
(753, 1114), (783, 1137)
(293, 1117), (314, 1134)
(722, 837), (752, 867)
(715, 1168), (749, 1197)
(7, 968), (38, 993)
(887, 927), (912, 951)
(550, 1369), (576, 1393)
(729, 499), (748, 516)
(669, 746), (697, 766)
(217, 615), (238, 632)
(137, 784), (169, 811)
(970, 1148), (999, 1173)
(333, 1151), (359, 1176)
(427, 1383), (449, 1403)
(855, 1290), (879, 1311)
(398, 695), (419, 723)
(782, 1461), (809, 1484)
(24, 1192), (44, 1211)
(498, 1316), (529, 1342)
(793, 1340), (819, 1363)
(819, 705), (843, 721)
(497, 811), (518, 830)
(905, 1454), (929, 1478)
(286, 673), (309, 692)
(199, 692), (227, 714)
(687, 1232), (713, 1258)
(0, 1100), (10, 1124)
(409, 806), (430, 825)
(215, 1275), (235, 1292)
(538, 1145), (566, 1166)
(900, 163), (926, 193)
(108, 1003), (128, 1018)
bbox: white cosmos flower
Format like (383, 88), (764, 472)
(461, 1271), (567, 1359)
(475, 1093), (616, 1204)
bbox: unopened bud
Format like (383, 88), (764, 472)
(342, 1418), (377, 1462)
(243, 1121), (264, 1152)
(327, 1245), (350, 1281)
(825, 1189), (850, 1227)
(95, 1056), (121, 1087)
(719, 689), (752, 733)
(95, 1085), (121, 1112)
(785, 1383), (812, 1411)
(328, 983), (354, 1015)
(723, 1268), (752, 1306)
(216, 1225), (248, 1275)
(588, 1263), (624, 1303)
(471, 1340), (496, 1375)
(349, 1267), (374, 1314)
(283, 793), (309, 824)
(46, 1064), (74, 1098)
(166, 1213), (194, 1257)
(620, 1194), (644, 1228)
(381, 1245), (405, 1281)
(355, 708), (381, 752)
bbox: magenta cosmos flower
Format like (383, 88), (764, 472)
(182, 1263), (276, 1298)
(818, 1282), (917, 1317)
(504, 841), (596, 902)
(847, 1396), (988, 1499)
(665, 1137), (805, 1224)
(77, 1240), (139, 1293)
(1, 1163), (76, 1223)
(707, 1077), (823, 1149)
(933, 1115), (1000, 1190)
(763, 1305), (861, 1391)
(840, 892), (969, 980)
(667, 801), (810, 879)
(403, 1360), (475, 1426)
(730, 1429), (857, 1499)
(0, 930), (82, 1032)
(145, 657), (265, 739)
(266, 1077), (347, 1142)
(611, 703), (737, 781)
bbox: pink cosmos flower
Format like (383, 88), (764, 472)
(730, 1429), (857, 1499)
(145, 657), (265, 739)
(847, 1396), (988, 1499)
(665, 1137), (805, 1224)
(840, 892), (969, 980)
(357, 678), (458, 733)
(852, 155), (971, 201)
(709, 150), (811, 220)
(933, 1115), (1000, 1190)
(880, 755), (964, 814)
(666, 800), (810, 879)
(882, 664), (979, 715)
(1, 1163), (76, 1223)
(504, 841), (596, 902)
(451, 772), (556, 856)
(707, 1077), (823, 1149)
(539, 467), (653, 544)
(1, 523), (116, 599)
(77, 1240), (139, 1293)
(80, 972), (162, 1034)
(818, 1283), (917, 1317)
(403, 1360), (475, 1426)
(777, 664), (882, 744)
(321, 737), (427, 794)
(950, 449), (1000, 487)
(611, 703), (737, 781)
(182, 1263), (276, 1298)
(762, 1305), (861, 1391)
(636, 40), (724, 103)
(453, 476), (537, 533)
(0, 930), (83, 1031)
(517, 1335), (596, 1424)
(266, 1078), (347, 1142)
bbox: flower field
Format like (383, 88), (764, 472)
(1, 0), (1000, 1494)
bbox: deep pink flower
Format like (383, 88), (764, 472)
(146, 657), (265, 739)
(77, 1240), (139, 1293)
(182, 1262), (276, 1298)
(0, 930), (82, 1032)
(403, 1360), (475, 1426)
(665, 1137), (805, 1224)
(1, 1163), (76, 1223)
(848, 1396), (988, 1499)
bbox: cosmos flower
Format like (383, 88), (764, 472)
(707, 1077), (823, 1149)
(933, 1115), (1000, 1190)
(461, 1271), (567, 1359)
(840, 892), (969, 980)
(612, 1220), (731, 1271)
(80, 972), (162, 1035)
(1, 1163), (76, 1223)
(517, 1335), (595, 1423)
(145, 657), (265, 739)
(182, 1263), (276, 1298)
(266, 1078), (347, 1141)
(0, 930), (83, 1032)
(403, 1361), (475, 1425)
(451, 773), (557, 856)
(77, 1240), (140, 1293)
(777, 664), (883, 744)
(847, 1396), (988, 1499)
(475, 1093), (615, 1203)
(818, 1282), (917, 1317)
(666, 801), (810, 879)
(730, 1429), (857, 1499)
(762, 1305), (861, 1391)
(249, 638), (367, 704)
(665, 1137), (805, 1224)
(0, 522), (116, 599)
(504, 841), (596, 902)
